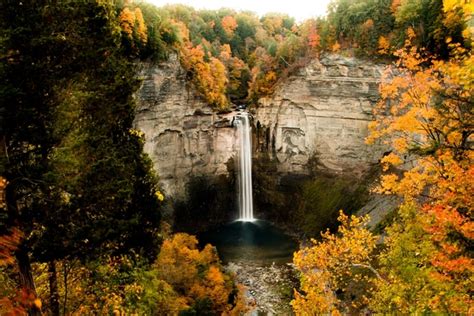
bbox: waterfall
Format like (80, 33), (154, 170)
(235, 111), (254, 221)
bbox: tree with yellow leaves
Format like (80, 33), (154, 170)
(364, 8), (473, 311)
(119, 5), (148, 56)
(293, 4), (472, 314)
(292, 211), (379, 315)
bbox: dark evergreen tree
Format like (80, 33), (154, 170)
(0, 2), (163, 313)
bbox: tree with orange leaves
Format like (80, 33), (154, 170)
(119, 6), (147, 43)
(366, 3), (473, 306)
(119, 7), (135, 37)
(221, 15), (238, 36)
(154, 233), (248, 315)
(133, 7), (147, 44)
(0, 227), (42, 315)
(293, 9), (472, 314)
(119, 5), (148, 56)
(300, 19), (321, 54)
(365, 28), (473, 312)
(175, 19), (230, 110)
(179, 40), (229, 110)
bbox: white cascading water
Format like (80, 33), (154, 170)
(235, 112), (254, 221)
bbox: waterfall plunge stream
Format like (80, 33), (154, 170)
(235, 112), (254, 221)
(199, 111), (297, 314)
(199, 110), (297, 262)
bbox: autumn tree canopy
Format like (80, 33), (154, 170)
(292, 1), (473, 314)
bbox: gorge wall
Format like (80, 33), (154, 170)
(134, 54), (385, 199)
(134, 55), (237, 198)
(254, 55), (385, 176)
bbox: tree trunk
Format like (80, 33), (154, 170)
(16, 246), (42, 316)
(62, 262), (69, 316)
(7, 183), (42, 316)
(49, 260), (60, 316)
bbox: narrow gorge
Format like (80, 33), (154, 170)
(134, 53), (392, 230)
(133, 52), (396, 314)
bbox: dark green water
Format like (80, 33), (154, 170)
(198, 220), (298, 264)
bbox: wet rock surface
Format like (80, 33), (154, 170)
(226, 261), (299, 315)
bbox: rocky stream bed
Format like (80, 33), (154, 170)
(226, 261), (299, 315)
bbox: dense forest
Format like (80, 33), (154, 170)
(0, 0), (472, 315)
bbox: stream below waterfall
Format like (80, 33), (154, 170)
(199, 220), (299, 315)
(199, 111), (299, 314)
(199, 220), (297, 264)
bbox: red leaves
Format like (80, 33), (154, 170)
(0, 228), (22, 266)
(0, 229), (41, 316)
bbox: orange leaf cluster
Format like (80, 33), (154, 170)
(0, 229), (41, 315)
(378, 36), (391, 55)
(0, 228), (22, 266)
(178, 25), (229, 109)
(0, 177), (6, 209)
(155, 233), (248, 314)
(221, 16), (238, 36)
(119, 6), (147, 43)
(366, 32), (473, 313)
(0, 289), (40, 316)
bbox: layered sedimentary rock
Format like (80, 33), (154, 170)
(134, 55), (237, 197)
(134, 54), (385, 198)
(254, 54), (385, 176)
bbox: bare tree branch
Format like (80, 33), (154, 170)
(351, 263), (385, 281)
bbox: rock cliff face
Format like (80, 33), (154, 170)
(134, 54), (385, 198)
(254, 54), (385, 176)
(134, 55), (237, 197)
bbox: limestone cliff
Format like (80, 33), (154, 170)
(254, 54), (385, 176)
(134, 54), (385, 198)
(134, 55), (237, 198)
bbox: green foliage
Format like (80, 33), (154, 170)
(179, 298), (214, 316)
(162, 5), (313, 105)
(174, 175), (235, 232)
(323, 0), (469, 58)
(326, 0), (395, 56)
(0, 0), (164, 267)
(130, 2), (180, 61)
(369, 203), (472, 314)
(123, 269), (183, 315)
(295, 176), (368, 237)
(252, 153), (372, 239)
(370, 203), (438, 313)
